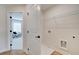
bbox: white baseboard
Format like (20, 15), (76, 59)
(23, 49), (30, 55)
(0, 49), (10, 53)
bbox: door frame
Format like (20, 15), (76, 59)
(7, 11), (24, 50)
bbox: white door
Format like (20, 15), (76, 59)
(25, 5), (42, 55)
(9, 12), (23, 50)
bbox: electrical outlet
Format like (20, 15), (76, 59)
(61, 40), (67, 48)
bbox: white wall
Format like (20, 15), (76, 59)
(0, 5), (9, 52)
(44, 4), (79, 54)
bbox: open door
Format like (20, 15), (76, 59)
(8, 12), (23, 50)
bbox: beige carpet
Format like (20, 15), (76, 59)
(0, 50), (27, 55)
(51, 50), (62, 55)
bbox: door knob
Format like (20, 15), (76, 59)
(35, 35), (40, 38)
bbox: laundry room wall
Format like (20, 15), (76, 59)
(43, 4), (79, 54)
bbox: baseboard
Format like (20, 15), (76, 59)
(0, 49), (10, 54)
(0, 49), (10, 53)
(23, 49), (30, 55)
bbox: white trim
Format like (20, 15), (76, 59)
(0, 49), (10, 53)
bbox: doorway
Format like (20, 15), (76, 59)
(8, 12), (23, 50)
